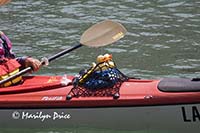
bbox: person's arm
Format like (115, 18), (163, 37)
(16, 57), (41, 72)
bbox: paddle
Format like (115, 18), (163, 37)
(0, 20), (127, 86)
(0, 0), (11, 6)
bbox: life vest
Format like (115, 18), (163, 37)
(0, 58), (22, 87)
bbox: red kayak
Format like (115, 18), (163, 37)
(0, 75), (200, 133)
(0, 75), (200, 107)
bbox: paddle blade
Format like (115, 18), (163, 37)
(80, 20), (127, 47)
(0, 0), (10, 5)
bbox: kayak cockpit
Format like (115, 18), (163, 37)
(158, 78), (200, 92)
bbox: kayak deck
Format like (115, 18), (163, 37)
(0, 76), (200, 108)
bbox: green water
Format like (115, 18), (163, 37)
(0, 0), (200, 132)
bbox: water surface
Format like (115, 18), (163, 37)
(0, 0), (200, 132)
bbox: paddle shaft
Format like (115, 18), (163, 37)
(0, 44), (82, 85)
(47, 44), (82, 63)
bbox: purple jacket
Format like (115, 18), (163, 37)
(0, 31), (26, 66)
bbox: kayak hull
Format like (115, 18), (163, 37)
(0, 75), (200, 132)
(0, 104), (200, 132)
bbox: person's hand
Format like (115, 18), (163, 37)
(0, 0), (11, 6)
(25, 57), (41, 72)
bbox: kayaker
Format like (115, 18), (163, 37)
(0, 31), (41, 87)
(0, 31), (41, 72)
(0, 1), (40, 71)
(0, 1), (41, 87)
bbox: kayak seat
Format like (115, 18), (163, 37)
(158, 78), (200, 92)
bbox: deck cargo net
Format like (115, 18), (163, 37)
(67, 54), (128, 99)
